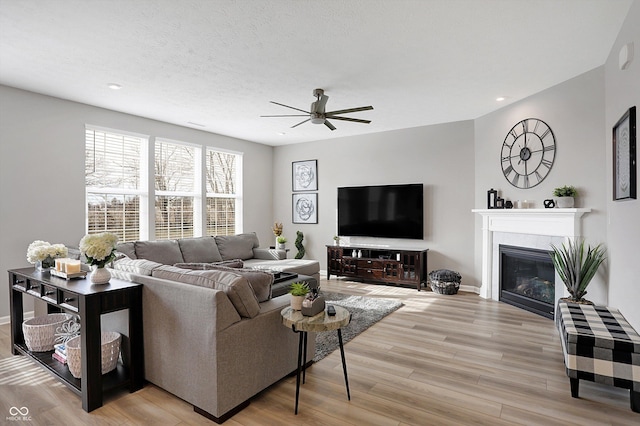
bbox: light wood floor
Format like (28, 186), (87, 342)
(1, 279), (638, 425)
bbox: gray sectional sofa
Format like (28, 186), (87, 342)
(107, 233), (320, 423)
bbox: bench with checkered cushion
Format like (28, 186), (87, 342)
(556, 301), (640, 412)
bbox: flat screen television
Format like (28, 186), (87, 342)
(337, 183), (424, 239)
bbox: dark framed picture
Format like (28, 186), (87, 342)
(292, 160), (318, 192)
(292, 193), (318, 224)
(613, 106), (636, 201)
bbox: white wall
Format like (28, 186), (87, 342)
(0, 85), (274, 319)
(605, 1), (640, 330)
(272, 121), (477, 285)
(474, 68), (609, 305)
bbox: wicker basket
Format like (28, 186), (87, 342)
(22, 313), (73, 352)
(66, 332), (121, 379)
(428, 269), (462, 295)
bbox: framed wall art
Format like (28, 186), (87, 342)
(292, 193), (318, 224)
(613, 106), (636, 201)
(292, 160), (318, 192)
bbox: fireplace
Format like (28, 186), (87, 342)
(499, 245), (555, 319)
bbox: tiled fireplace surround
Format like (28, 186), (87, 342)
(473, 208), (591, 310)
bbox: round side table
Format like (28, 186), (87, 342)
(281, 305), (351, 414)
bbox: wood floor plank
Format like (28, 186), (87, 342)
(1, 277), (638, 425)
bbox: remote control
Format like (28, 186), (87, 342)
(327, 305), (336, 316)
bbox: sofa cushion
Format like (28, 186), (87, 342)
(174, 259), (244, 270)
(115, 242), (137, 260)
(113, 258), (163, 276)
(152, 265), (260, 318)
(214, 233), (259, 260)
(177, 236), (223, 263)
(135, 240), (184, 265)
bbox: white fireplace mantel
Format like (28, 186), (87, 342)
(473, 208), (591, 300)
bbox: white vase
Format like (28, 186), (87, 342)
(90, 266), (111, 285)
(290, 295), (305, 310)
(278, 243), (286, 250)
(556, 197), (574, 208)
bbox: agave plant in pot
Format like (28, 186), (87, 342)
(549, 238), (606, 305)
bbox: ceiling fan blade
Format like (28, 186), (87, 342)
(291, 118), (311, 128)
(325, 105), (373, 115)
(270, 101), (310, 114)
(327, 116), (371, 124)
(324, 120), (336, 131)
(260, 114), (309, 117)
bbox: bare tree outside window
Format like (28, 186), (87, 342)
(85, 129), (143, 241)
(206, 150), (237, 236)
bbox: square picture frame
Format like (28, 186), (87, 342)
(292, 159), (318, 192)
(613, 106), (637, 201)
(292, 193), (318, 224)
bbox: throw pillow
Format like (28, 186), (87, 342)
(152, 265), (260, 318)
(177, 236), (223, 263)
(134, 240), (184, 265)
(195, 265), (273, 302)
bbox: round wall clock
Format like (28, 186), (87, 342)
(501, 118), (556, 188)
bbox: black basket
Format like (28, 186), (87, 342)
(428, 269), (461, 295)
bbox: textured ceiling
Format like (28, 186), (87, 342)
(0, 0), (633, 146)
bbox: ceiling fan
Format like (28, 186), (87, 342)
(261, 88), (373, 131)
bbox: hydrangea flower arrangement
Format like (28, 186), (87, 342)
(79, 232), (118, 268)
(27, 240), (68, 267)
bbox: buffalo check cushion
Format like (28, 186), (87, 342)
(556, 301), (640, 392)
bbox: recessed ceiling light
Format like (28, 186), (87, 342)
(496, 96), (506, 102)
(107, 83), (122, 90)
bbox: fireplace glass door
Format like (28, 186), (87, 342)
(499, 245), (555, 318)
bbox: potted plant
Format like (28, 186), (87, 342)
(549, 238), (606, 304)
(276, 236), (287, 249)
(272, 222), (283, 247)
(553, 185), (578, 208)
(289, 281), (310, 310)
(333, 235), (340, 246)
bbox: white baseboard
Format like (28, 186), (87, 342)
(0, 310), (34, 326)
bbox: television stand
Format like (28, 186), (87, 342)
(326, 245), (428, 290)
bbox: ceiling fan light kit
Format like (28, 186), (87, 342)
(261, 88), (373, 131)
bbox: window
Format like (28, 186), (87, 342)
(154, 139), (198, 239)
(205, 149), (241, 236)
(85, 126), (242, 242)
(85, 127), (146, 242)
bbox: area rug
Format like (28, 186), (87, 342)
(314, 292), (403, 361)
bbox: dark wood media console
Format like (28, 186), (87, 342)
(326, 245), (428, 290)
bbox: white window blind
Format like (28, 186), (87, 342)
(85, 127), (145, 242)
(155, 139), (198, 239)
(205, 149), (240, 236)
(85, 127), (242, 242)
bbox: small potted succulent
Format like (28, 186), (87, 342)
(333, 235), (340, 246)
(276, 236), (287, 249)
(289, 281), (310, 310)
(553, 185), (578, 208)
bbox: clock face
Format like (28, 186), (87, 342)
(501, 118), (556, 188)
